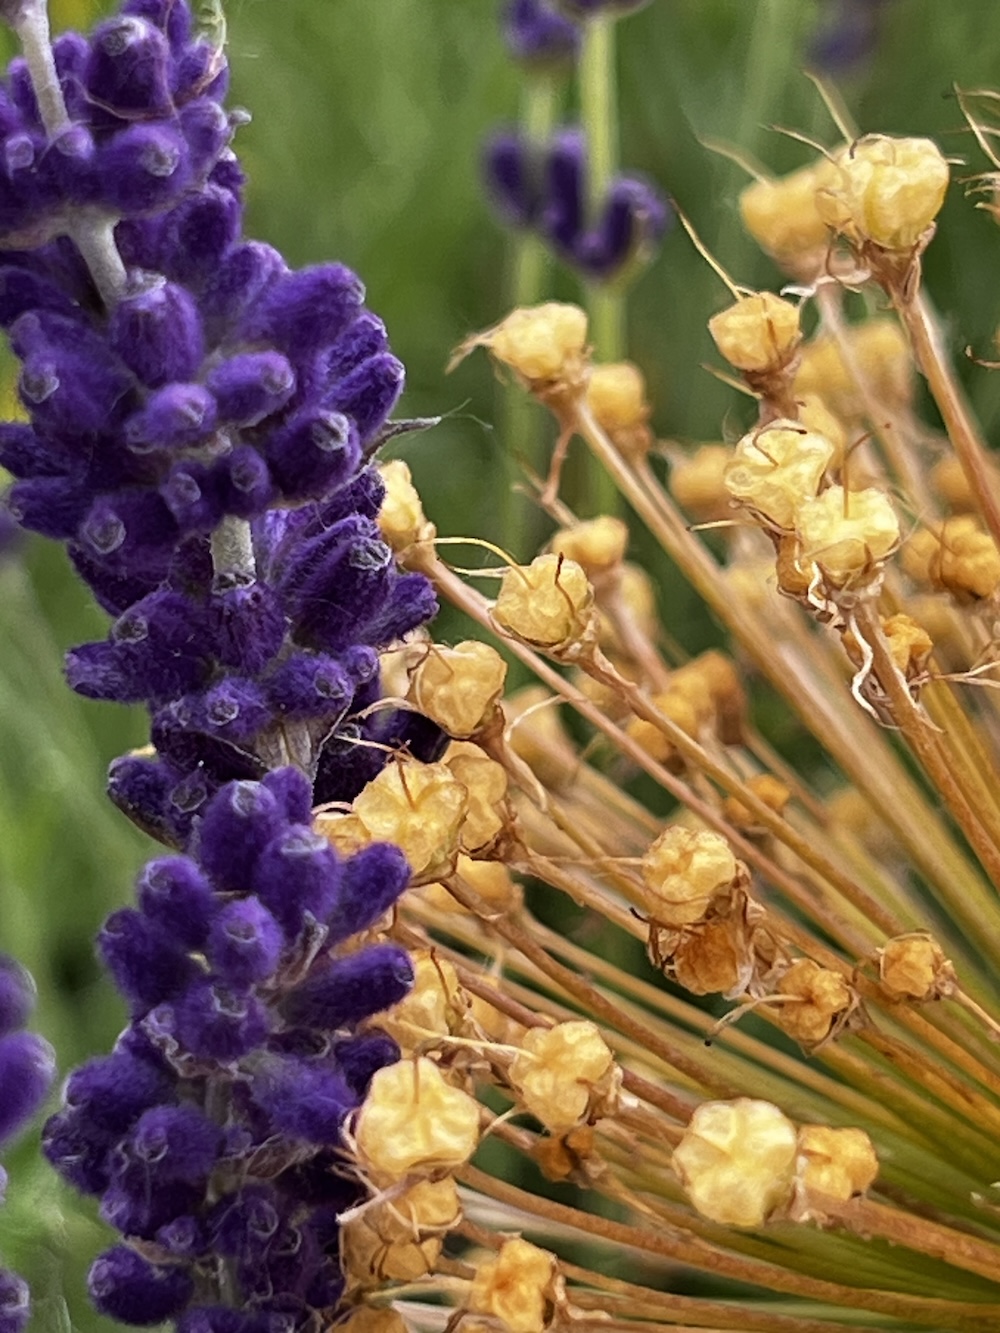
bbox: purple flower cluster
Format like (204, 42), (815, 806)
(809, 0), (894, 71)
(44, 769), (413, 1328)
(484, 126), (669, 280)
(501, 0), (649, 65)
(0, 0), (441, 848)
(0, 955), (55, 1333)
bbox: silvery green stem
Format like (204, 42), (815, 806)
(10, 0), (128, 306)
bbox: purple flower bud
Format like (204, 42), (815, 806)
(79, 491), (179, 574)
(127, 1104), (222, 1183)
(0, 265), (76, 329)
(137, 856), (216, 949)
(97, 123), (193, 214)
(98, 909), (198, 1015)
(206, 897), (284, 986)
(335, 1031), (401, 1096)
(89, 1245), (194, 1325)
(325, 352), (405, 450)
(0, 957), (34, 1037)
(282, 944), (413, 1031)
(0, 1270), (29, 1333)
(198, 241), (286, 337)
(0, 1032), (54, 1143)
(543, 128), (586, 251)
(214, 445), (275, 519)
(261, 767), (313, 826)
(110, 275), (205, 388)
(161, 458), (226, 532)
(502, 0), (580, 66)
(107, 751), (201, 847)
(238, 264), (365, 360)
(155, 1214), (208, 1259)
(324, 311), (390, 379)
(484, 130), (540, 227)
(42, 1107), (116, 1195)
(265, 652), (354, 724)
(14, 312), (134, 437)
(179, 97), (233, 176)
(85, 16), (173, 117)
(62, 1046), (176, 1138)
(207, 579), (286, 674)
(576, 173), (669, 279)
(207, 351), (296, 428)
(158, 185), (241, 285)
(250, 1056), (355, 1144)
(176, 674), (272, 744)
(327, 842), (411, 943)
(125, 382), (218, 452)
(172, 978), (270, 1062)
(264, 408), (360, 501)
(6, 475), (88, 539)
(251, 827), (341, 937)
(121, 0), (194, 53)
(178, 1307), (276, 1333)
(195, 779), (285, 893)
(41, 123), (99, 207)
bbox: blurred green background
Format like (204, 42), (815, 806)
(3, 0), (1000, 1326)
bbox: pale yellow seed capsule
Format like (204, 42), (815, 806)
(843, 613), (932, 678)
(708, 292), (801, 374)
(494, 553), (594, 650)
(796, 1125), (879, 1202)
(409, 641), (507, 739)
(795, 485), (899, 584)
(670, 917), (755, 998)
(468, 1237), (560, 1333)
(879, 934), (953, 1000)
(504, 685), (578, 791)
(456, 854), (521, 911)
(354, 1056), (480, 1185)
(669, 444), (732, 522)
(673, 1098), (798, 1228)
(722, 773), (791, 833)
(724, 423), (834, 529)
(549, 515), (628, 577)
(640, 826), (739, 927)
(446, 742), (509, 854)
(626, 688), (702, 765)
(774, 959), (854, 1047)
(739, 161), (835, 266)
(930, 455), (975, 512)
(314, 811), (372, 861)
(508, 1020), (620, 1135)
(851, 318), (912, 407)
(798, 394), (848, 468)
(352, 760), (468, 884)
(476, 302), (589, 383)
(380, 952), (467, 1052)
(377, 459), (436, 554)
(586, 361), (649, 432)
(336, 1309), (409, 1333)
(903, 516), (1000, 601)
(341, 1177), (461, 1286)
(816, 135), (949, 252)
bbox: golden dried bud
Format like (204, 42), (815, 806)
(354, 1057), (481, 1185)
(550, 515), (629, 577)
(381, 951), (467, 1052)
(640, 826), (740, 927)
(351, 760), (468, 884)
(504, 685), (578, 791)
(902, 516), (1000, 601)
(774, 959), (854, 1047)
(508, 1020), (620, 1134)
(739, 161), (835, 266)
(460, 302), (589, 384)
(930, 455), (975, 513)
(722, 773), (791, 832)
(409, 640), (507, 739)
(796, 1125), (879, 1203)
(377, 458), (436, 555)
(586, 361), (649, 432)
(446, 742), (509, 854)
(341, 1177), (461, 1287)
(468, 1237), (561, 1333)
(844, 613), (932, 679)
(816, 135), (949, 252)
(670, 917), (754, 997)
(708, 292), (801, 374)
(795, 485), (899, 584)
(669, 443), (732, 522)
(725, 423), (835, 529)
(337, 1310), (409, 1333)
(673, 1098), (798, 1228)
(879, 934), (954, 1001)
(494, 553), (594, 650)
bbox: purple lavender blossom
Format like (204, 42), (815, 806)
(502, 0), (581, 66)
(0, 0), (443, 846)
(558, 0), (649, 12)
(484, 126), (669, 280)
(809, 0), (894, 71)
(44, 770), (412, 1328)
(0, 955), (55, 1333)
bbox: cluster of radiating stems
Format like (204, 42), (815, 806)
(345, 119), (1000, 1332)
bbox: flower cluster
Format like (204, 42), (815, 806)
(0, 955), (55, 1333)
(43, 769), (414, 1328)
(810, 0), (895, 71)
(484, 126), (668, 281)
(0, 0), (440, 848)
(500, 0), (649, 68)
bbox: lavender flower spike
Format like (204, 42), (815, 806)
(44, 773), (412, 1328)
(0, 955), (55, 1333)
(501, 0), (580, 67)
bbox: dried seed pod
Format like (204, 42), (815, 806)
(708, 292), (801, 375)
(722, 773), (791, 833)
(669, 443), (732, 522)
(341, 1177), (461, 1287)
(878, 933), (955, 1001)
(504, 685), (578, 791)
(674, 650), (747, 746)
(795, 1125), (879, 1204)
(842, 613), (932, 679)
(772, 959), (855, 1047)
(816, 135), (950, 253)
(408, 640), (508, 739)
(626, 687), (703, 766)
(725, 422), (835, 529)
(354, 1056), (481, 1185)
(377, 458), (436, 556)
(380, 951), (469, 1052)
(670, 915), (756, 997)
(794, 485), (899, 585)
(445, 742), (510, 855)
(739, 160), (836, 269)
(468, 1237), (562, 1333)
(550, 515), (629, 578)
(493, 553), (595, 651)
(585, 361), (652, 458)
(508, 1020), (620, 1134)
(902, 516), (1000, 601)
(455, 302), (589, 390)
(673, 1098), (798, 1227)
(795, 319), (912, 423)
(640, 826), (741, 927)
(350, 760), (469, 884)
(930, 455), (976, 513)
